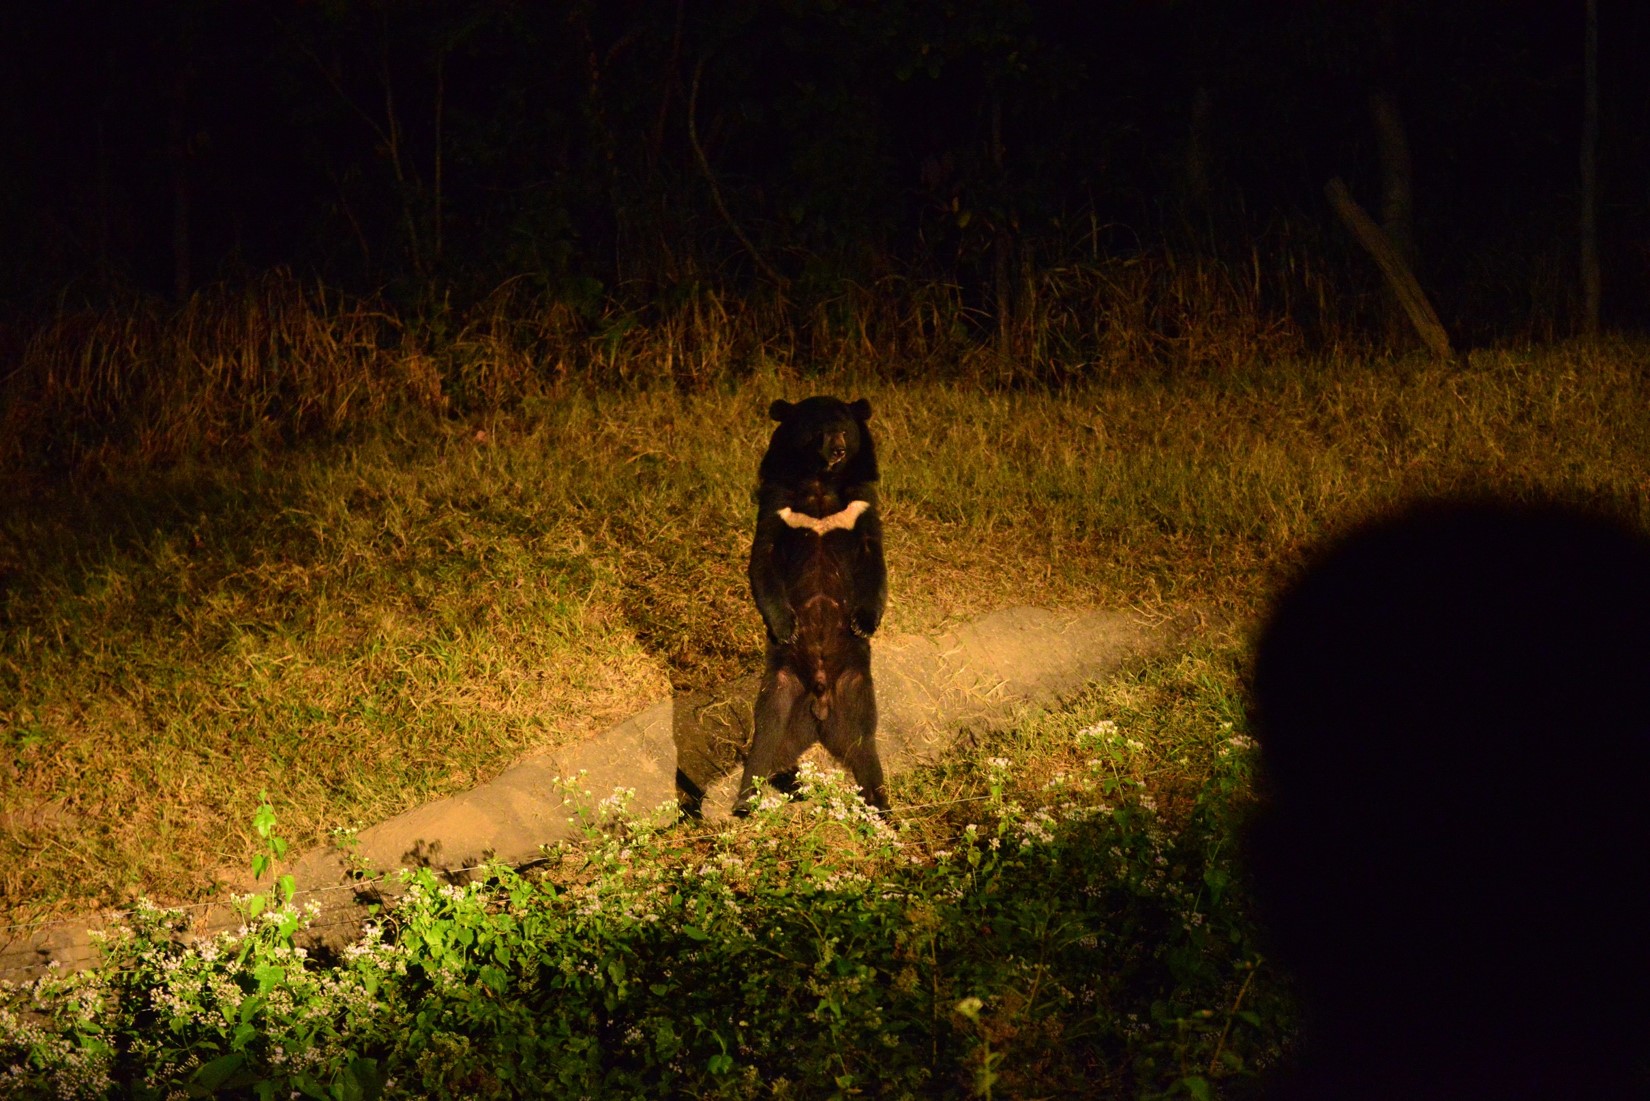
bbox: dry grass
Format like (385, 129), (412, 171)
(1, 242), (1334, 478)
(2, 268), (1649, 929)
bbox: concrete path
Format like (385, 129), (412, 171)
(0, 605), (1187, 980)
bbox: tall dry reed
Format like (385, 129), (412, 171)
(2, 241), (1351, 479)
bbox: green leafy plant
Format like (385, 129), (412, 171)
(0, 657), (1291, 1098)
(249, 792), (296, 916)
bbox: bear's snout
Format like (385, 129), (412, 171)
(823, 430), (849, 468)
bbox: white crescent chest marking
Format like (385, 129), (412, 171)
(777, 499), (870, 536)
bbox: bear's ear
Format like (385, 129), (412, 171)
(768, 399), (795, 422)
(849, 398), (872, 421)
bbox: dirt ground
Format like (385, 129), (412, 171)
(0, 605), (1190, 981)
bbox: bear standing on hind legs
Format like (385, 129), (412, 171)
(737, 396), (890, 815)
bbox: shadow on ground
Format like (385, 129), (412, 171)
(0, 604), (1190, 980)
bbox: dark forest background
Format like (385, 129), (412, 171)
(2, 1), (1646, 348)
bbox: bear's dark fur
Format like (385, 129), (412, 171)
(739, 396), (889, 813)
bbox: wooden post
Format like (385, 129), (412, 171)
(1325, 177), (1454, 361)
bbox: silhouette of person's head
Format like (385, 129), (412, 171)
(1249, 498), (1650, 1099)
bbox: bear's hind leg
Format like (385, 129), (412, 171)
(737, 666), (817, 815)
(819, 668), (887, 812)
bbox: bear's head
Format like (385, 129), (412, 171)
(760, 396), (877, 485)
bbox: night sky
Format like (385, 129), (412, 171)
(3, 1), (1646, 340)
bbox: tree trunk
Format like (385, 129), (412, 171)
(433, 50), (446, 268)
(990, 93), (1014, 357)
(95, 115), (112, 293)
(1183, 85), (1214, 215)
(167, 72), (191, 300)
(1369, 89), (1416, 269)
(1325, 177), (1453, 362)
(1368, 3), (1419, 344)
(1581, 0), (1601, 338)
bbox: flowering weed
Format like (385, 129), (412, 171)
(0, 652), (1286, 1098)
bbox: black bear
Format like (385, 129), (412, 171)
(737, 396), (889, 814)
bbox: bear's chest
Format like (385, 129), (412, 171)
(793, 478), (844, 519)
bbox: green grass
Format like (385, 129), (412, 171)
(6, 343), (1650, 923)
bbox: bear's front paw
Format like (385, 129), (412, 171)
(769, 611), (798, 645)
